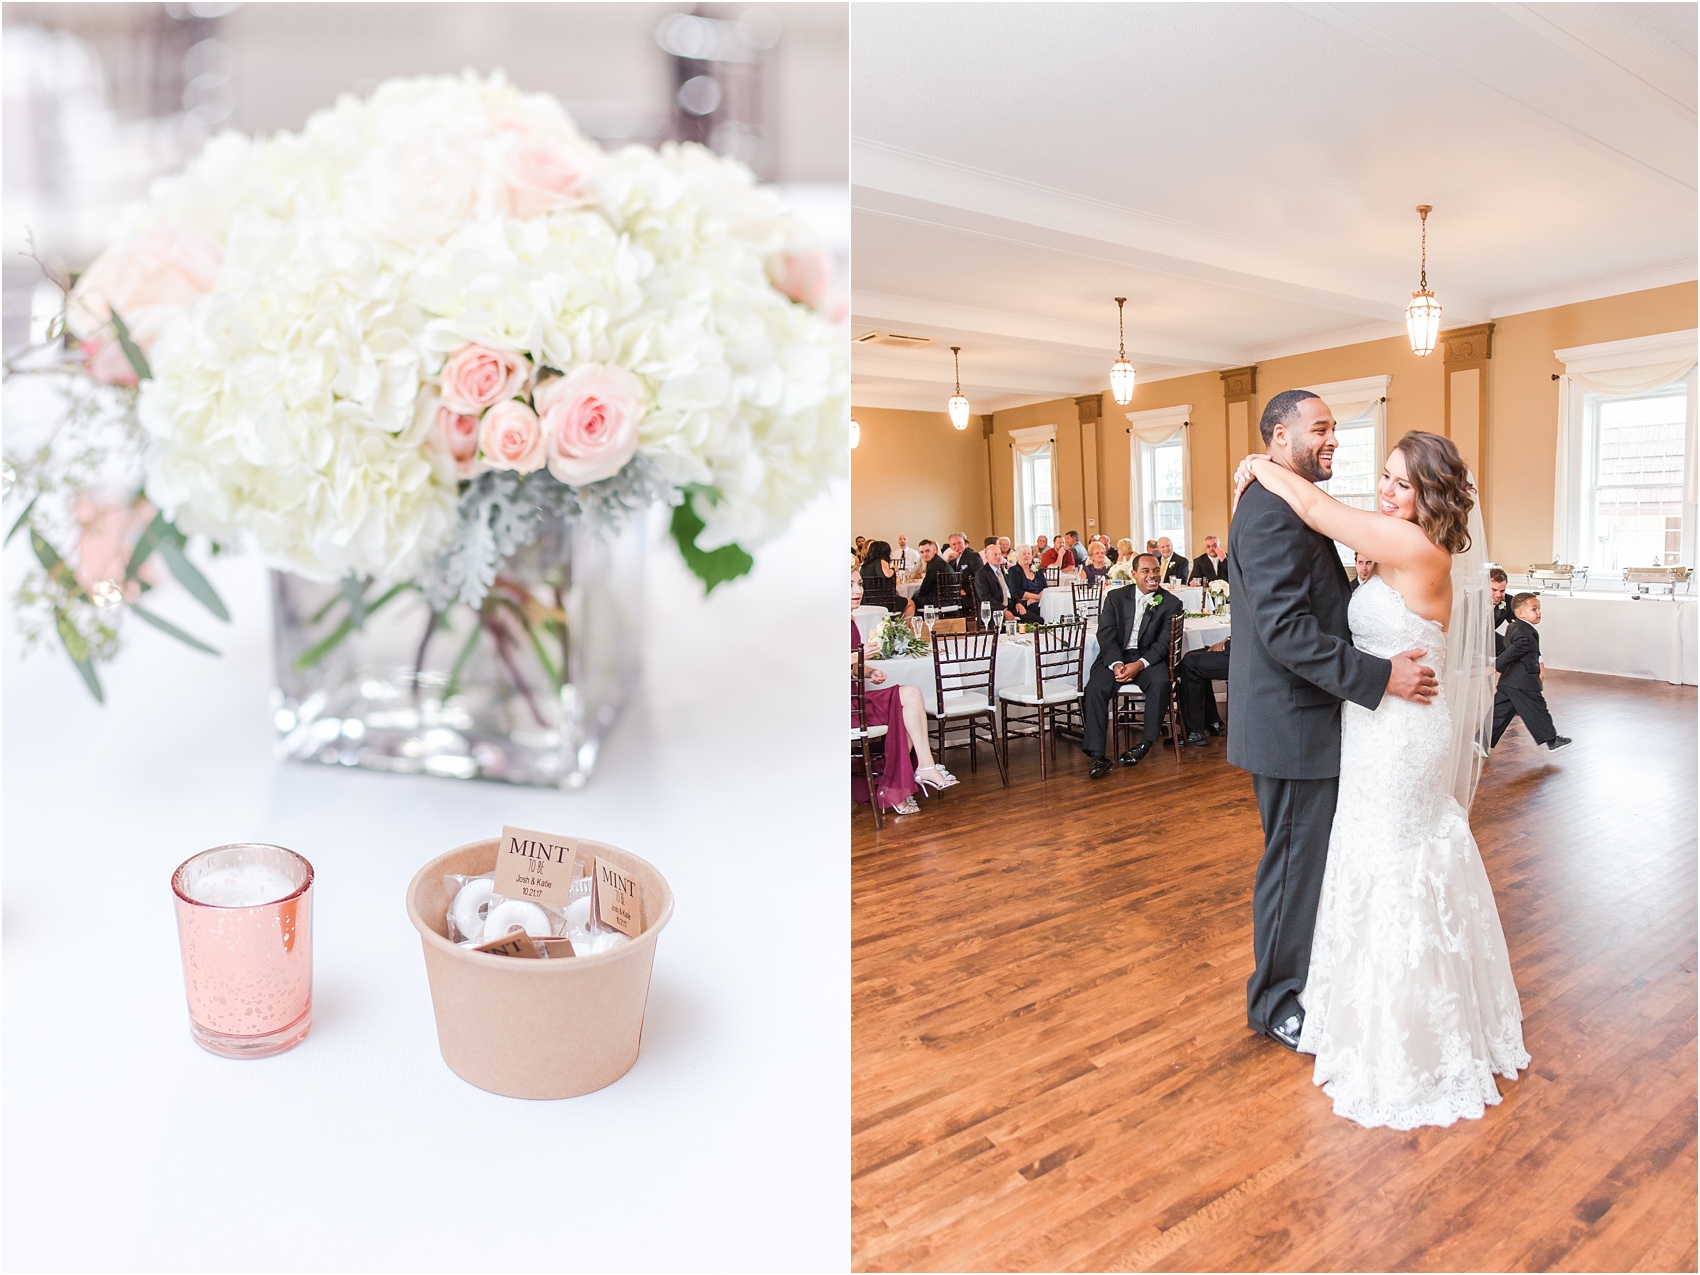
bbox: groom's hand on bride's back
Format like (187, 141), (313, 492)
(1385, 648), (1439, 704)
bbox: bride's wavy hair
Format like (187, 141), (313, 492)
(1391, 431), (1475, 554)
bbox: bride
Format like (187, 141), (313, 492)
(1234, 431), (1529, 1130)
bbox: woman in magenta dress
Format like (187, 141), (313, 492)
(852, 603), (958, 815)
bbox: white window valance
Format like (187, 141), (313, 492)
(1555, 330), (1698, 396)
(1301, 375), (1391, 427)
(1124, 403), (1191, 444)
(1009, 422), (1056, 456)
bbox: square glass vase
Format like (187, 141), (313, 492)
(270, 513), (643, 789)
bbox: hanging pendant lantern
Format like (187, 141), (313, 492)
(948, 345), (970, 430)
(1405, 205), (1441, 357)
(1109, 296), (1136, 405)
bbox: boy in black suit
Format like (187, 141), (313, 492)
(1492, 592), (1571, 751)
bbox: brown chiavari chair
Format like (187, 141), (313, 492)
(929, 629), (1008, 785)
(997, 619), (1086, 779)
(1113, 612), (1186, 767)
(1044, 565), (1061, 587)
(935, 567), (964, 616)
(1072, 579), (1105, 626)
(859, 569), (902, 613)
(852, 647), (888, 828)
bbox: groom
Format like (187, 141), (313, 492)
(1228, 390), (1437, 1050)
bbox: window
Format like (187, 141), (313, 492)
(1318, 414), (1378, 566)
(1018, 445), (1055, 543)
(1583, 388), (1687, 571)
(1143, 439), (1185, 556)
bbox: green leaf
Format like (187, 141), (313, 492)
(669, 486), (753, 595)
(54, 610), (103, 703)
(6, 494), (38, 545)
(29, 529), (84, 599)
(129, 604), (220, 655)
(442, 617), (485, 701)
(292, 581), (409, 671)
(124, 513), (165, 583)
(108, 308), (152, 381)
(157, 537), (230, 622)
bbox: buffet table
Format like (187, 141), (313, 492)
(1535, 591), (1698, 686)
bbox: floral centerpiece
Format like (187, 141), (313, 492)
(5, 72), (846, 787)
(872, 612), (929, 660)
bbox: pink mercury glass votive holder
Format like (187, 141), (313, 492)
(172, 844), (314, 1059)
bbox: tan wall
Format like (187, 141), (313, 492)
(1486, 282), (1696, 570)
(850, 281), (1698, 571)
(849, 406), (991, 545)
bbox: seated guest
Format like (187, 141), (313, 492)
(853, 536), (868, 567)
(1101, 536), (1119, 564)
(1063, 530), (1087, 566)
(893, 534), (920, 574)
(1116, 537), (1135, 567)
(1082, 539), (1113, 585)
(858, 539), (902, 611)
(1490, 567), (1511, 655)
(1006, 544), (1046, 621)
(948, 532), (983, 577)
(852, 607), (958, 816)
(906, 539), (950, 615)
(975, 541), (1020, 622)
(1039, 541), (1062, 570)
(997, 535), (1013, 559)
(1179, 638), (1229, 744)
(1155, 536), (1189, 585)
(1350, 551), (1375, 593)
(1189, 535), (1228, 584)
(1034, 533), (1050, 561)
(1082, 554), (1184, 776)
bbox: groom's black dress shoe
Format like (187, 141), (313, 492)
(1119, 741), (1153, 765)
(1268, 1013), (1304, 1052)
(1087, 753), (1114, 779)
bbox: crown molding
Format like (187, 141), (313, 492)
(1488, 259), (1699, 318)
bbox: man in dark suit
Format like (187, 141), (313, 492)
(1062, 530), (1086, 567)
(1081, 553), (1184, 777)
(1349, 551), (1374, 593)
(974, 542), (1019, 623)
(1491, 592), (1570, 750)
(1178, 638), (1229, 743)
(947, 532), (982, 578)
(1189, 536), (1228, 585)
(1155, 537), (1189, 585)
(1228, 389), (1438, 1051)
(1489, 567), (1511, 656)
(908, 539), (946, 614)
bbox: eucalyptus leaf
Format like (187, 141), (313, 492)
(53, 610), (103, 703)
(157, 538), (230, 622)
(130, 604), (220, 655)
(6, 494), (37, 545)
(125, 514), (166, 583)
(108, 308), (152, 381)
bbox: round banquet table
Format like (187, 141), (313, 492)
(1040, 581), (1206, 623)
(867, 616), (1232, 715)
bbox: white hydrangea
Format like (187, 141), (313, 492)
(116, 71), (843, 584)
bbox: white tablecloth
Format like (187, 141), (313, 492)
(897, 580), (921, 599)
(2, 497), (848, 1272)
(852, 604), (890, 639)
(1535, 591), (1698, 685)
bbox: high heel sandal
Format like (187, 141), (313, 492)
(915, 765), (959, 793)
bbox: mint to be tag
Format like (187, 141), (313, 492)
(492, 825), (578, 910)
(592, 855), (643, 939)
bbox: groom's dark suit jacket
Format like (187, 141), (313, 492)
(1226, 480), (1391, 779)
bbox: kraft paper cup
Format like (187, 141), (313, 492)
(405, 838), (674, 1099)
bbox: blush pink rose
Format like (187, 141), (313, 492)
(438, 407), (483, 478)
(502, 132), (592, 219)
(770, 247), (832, 310)
(74, 496), (157, 600)
(478, 400), (547, 474)
(439, 344), (528, 415)
(67, 222), (222, 385)
(535, 364), (646, 487)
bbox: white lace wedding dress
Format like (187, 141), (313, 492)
(1296, 575), (1530, 1129)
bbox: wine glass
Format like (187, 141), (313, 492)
(979, 601), (992, 630)
(923, 604), (939, 637)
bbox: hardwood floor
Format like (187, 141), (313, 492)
(852, 672), (1698, 1272)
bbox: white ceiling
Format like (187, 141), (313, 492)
(850, 2), (1699, 412)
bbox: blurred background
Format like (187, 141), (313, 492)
(2, 1), (848, 347)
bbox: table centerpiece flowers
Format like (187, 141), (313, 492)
(4, 71), (847, 788)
